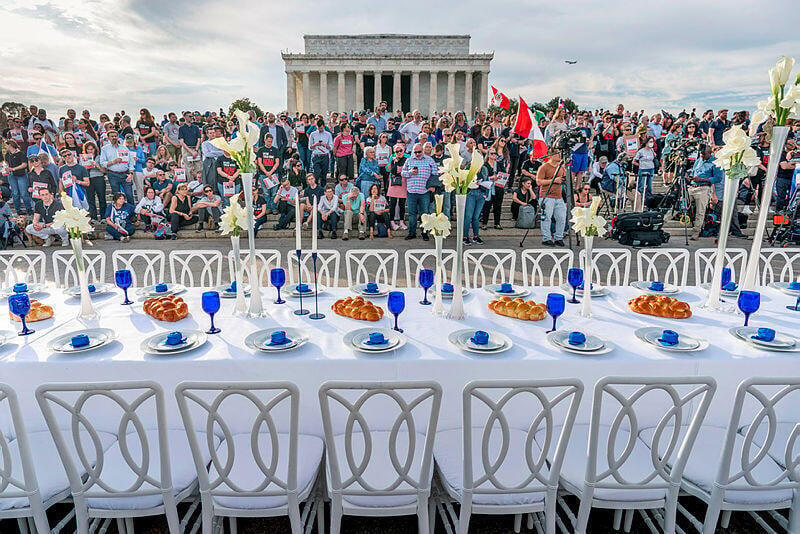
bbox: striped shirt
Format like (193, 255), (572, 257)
(401, 154), (437, 195)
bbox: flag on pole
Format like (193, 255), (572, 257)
(490, 86), (511, 110)
(557, 97), (565, 109)
(513, 96), (548, 158)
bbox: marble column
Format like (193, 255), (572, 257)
(355, 71), (364, 111)
(374, 71), (382, 110)
(337, 71), (346, 112)
(446, 71), (456, 112)
(319, 71), (328, 114)
(429, 71), (438, 115)
(411, 71), (419, 111)
(286, 71), (296, 114)
(464, 71), (473, 116)
(479, 71), (489, 110)
(392, 71), (401, 112)
(301, 71), (311, 114)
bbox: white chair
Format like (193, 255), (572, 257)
(636, 248), (690, 286)
(694, 248), (748, 286)
(52, 249), (106, 288)
(577, 248), (631, 286)
(175, 381), (325, 534)
(549, 376), (716, 534)
(319, 381), (442, 534)
(520, 249), (574, 287)
(111, 250), (166, 288)
(759, 247), (800, 285)
(404, 249), (457, 287)
(434, 379), (583, 534)
(227, 249), (281, 287)
(36, 381), (215, 534)
(677, 378), (800, 534)
(0, 251), (46, 288)
(287, 249), (341, 288)
(463, 249), (517, 289)
(345, 250), (399, 287)
(169, 250), (223, 287)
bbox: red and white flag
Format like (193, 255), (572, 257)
(490, 86), (511, 110)
(513, 96), (548, 158)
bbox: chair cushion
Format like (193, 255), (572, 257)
(539, 424), (667, 503)
(88, 429), (218, 510)
(210, 432), (323, 510)
(434, 428), (547, 506)
(740, 421), (800, 470)
(640, 425), (793, 505)
(328, 431), (430, 508)
(0, 430), (116, 511)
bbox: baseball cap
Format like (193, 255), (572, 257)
(599, 156), (608, 163)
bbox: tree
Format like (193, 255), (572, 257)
(228, 98), (264, 119)
(488, 98), (519, 117)
(532, 96), (579, 114)
(1, 102), (26, 117)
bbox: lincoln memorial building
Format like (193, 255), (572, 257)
(281, 34), (493, 115)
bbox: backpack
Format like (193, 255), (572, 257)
(376, 222), (388, 238)
(515, 204), (537, 229)
(154, 221), (171, 240)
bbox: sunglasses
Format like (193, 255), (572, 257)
(413, 150), (422, 154)
(203, 189), (212, 193)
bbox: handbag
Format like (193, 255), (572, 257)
(515, 204), (536, 229)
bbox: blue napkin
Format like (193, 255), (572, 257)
(227, 281), (237, 292)
(296, 283), (311, 293)
(363, 282), (379, 294)
(577, 283), (594, 291)
(87, 284), (96, 293)
(165, 332), (186, 346)
(751, 328), (776, 342)
(497, 283), (514, 293)
(658, 330), (679, 346)
(155, 283), (168, 293)
(649, 281), (664, 292)
(722, 281), (738, 291)
(568, 332), (586, 346)
(71, 334), (90, 348)
(470, 330), (489, 345)
(789, 282), (800, 291)
(267, 330), (292, 346)
(442, 283), (454, 293)
(13, 283), (27, 293)
(365, 332), (388, 345)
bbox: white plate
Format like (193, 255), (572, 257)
(144, 330), (206, 353)
(731, 327), (797, 349)
(440, 287), (469, 299)
(634, 327), (706, 352)
(484, 285), (530, 298)
(288, 284), (325, 298)
(549, 330), (607, 352)
(769, 281), (800, 296)
(0, 330), (14, 347)
(0, 283), (46, 297)
(215, 283), (251, 298)
(631, 281), (680, 295)
(352, 330), (403, 351)
(245, 328), (309, 353)
(546, 332), (613, 355)
(47, 328), (116, 354)
(63, 282), (114, 298)
(136, 283), (186, 298)
(350, 284), (391, 297)
(344, 328), (406, 354)
(448, 329), (513, 355)
(700, 282), (740, 298)
(559, 282), (609, 297)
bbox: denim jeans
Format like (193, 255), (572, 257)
(297, 144), (311, 172)
(312, 153), (329, 183)
(107, 171), (134, 204)
(406, 192), (431, 237)
(8, 174), (32, 214)
(264, 185), (279, 211)
(442, 190), (453, 220)
(636, 168), (654, 200)
(463, 189), (486, 239)
(218, 183), (242, 208)
(106, 223), (135, 240)
(540, 197), (566, 242)
(86, 175), (107, 221)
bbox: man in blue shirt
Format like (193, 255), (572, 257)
(179, 111), (202, 181)
(98, 130), (135, 203)
(689, 148), (724, 240)
(367, 109), (387, 135)
(401, 143), (437, 241)
(308, 119), (333, 184)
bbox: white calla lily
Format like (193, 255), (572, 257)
(52, 192), (93, 238)
(775, 56), (795, 85)
(219, 200), (249, 236)
(439, 144), (484, 194)
(570, 197), (607, 238)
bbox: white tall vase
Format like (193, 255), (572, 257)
(741, 125), (790, 290)
(704, 176), (740, 310)
(448, 194), (467, 320)
(241, 173), (266, 317)
(580, 236), (594, 318)
(72, 237), (97, 320)
(230, 235), (247, 316)
(432, 235), (445, 316)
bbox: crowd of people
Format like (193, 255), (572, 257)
(1, 101), (798, 249)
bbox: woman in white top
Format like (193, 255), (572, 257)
(374, 133), (392, 190)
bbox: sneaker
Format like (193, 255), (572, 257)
(196, 225), (204, 232)
(472, 236), (484, 245)
(170, 234), (178, 240)
(494, 224), (503, 230)
(302, 222), (309, 230)
(422, 233), (429, 242)
(390, 221), (399, 231)
(399, 221), (408, 230)
(742, 205), (753, 216)
(554, 240), (565, 247)
(342, 231), (349, 241)
(331, 231), (337, 239)
(463, 237), (471, 246)
(103, 234), (113, 241)
(318, 230), (324, 239)
(480, 223), (488, 231)
(404, 235), (416, 241)
(358, 232), (365, 240)
(121, 236), (130, 243)
(542, 240), (554, 247)
(43, 236), (54, 247)
(61, 238), (69, 246)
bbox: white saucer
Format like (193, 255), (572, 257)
(549, 330), (606, 352)
(64, 282), (114, 298)
(440, 287), (469, 299)
(448, 329), (512, 355)
(350, 284), (391, 297)
(142, 330), (207, 355)
(47, 328), (116, 353)
(215, 283), (251, 298)
(546, 331), (612, 355)
(631, 281), (680, 295)
(634, 327), (707, 352)
(485, 285), (530, 298)
(559, 282), (609, 297)
(344, 328), (406, 354)
(0, 283), (46, 297)
(245, 328), (309, 353)
(769, 282), (800, 296)
(0, 330), (14, 347)
(730, 327), (797, 350)
(288, 284), (324, 297)
(701, 282), (740, 298)
(137, 283), (186, 298)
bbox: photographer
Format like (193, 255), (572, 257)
(776, 138), (798, 213)
(595, 114), (619, 161)
(688, 148), (723, 240)
(535, 147), (567, 247)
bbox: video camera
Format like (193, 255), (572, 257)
(551, 128), (587, 151)
(668, 137), (704, 166)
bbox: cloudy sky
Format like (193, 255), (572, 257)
(2, 0), (798, 118)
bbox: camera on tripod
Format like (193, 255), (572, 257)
(551, 128), (587, 151)
(668, 137), (704, 166)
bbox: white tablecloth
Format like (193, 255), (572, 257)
(2, 284), (799, 435)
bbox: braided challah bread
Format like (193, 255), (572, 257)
(488, 296), (547, 321)
(143, 295), (189, 322)
(628, 294), (692, 319)
(8, 300), (53, 322)
(332, 296), (384, 322)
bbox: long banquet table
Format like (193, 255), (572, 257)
(2, 284), (800, 435)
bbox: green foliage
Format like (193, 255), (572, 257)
(532, 96), (579, 114)
(228, 98), (264, 119)
(1, 102), (26, 117)
(488, 98), (519, 116)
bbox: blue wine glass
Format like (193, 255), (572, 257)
(737, 290), (760, 327)
(115, 269), (133, 305)
(270, 268), (286, 304)
(546, 292), (566, 333)
(202, 291), (221, 334)
(8, 294), (34, 336)
(419, 269), (434, 305)
(567, 268), (583, 304)
(388, 291), (406, 333)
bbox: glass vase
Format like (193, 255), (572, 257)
(448, 194), (467, 320)
(72, 237), (97, 320)
(580, 235), (593, 318)
(432, 235), (445, 316)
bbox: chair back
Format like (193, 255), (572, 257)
(694, 248), (748, 285)
(169, 250), (223, 287)
(463, 249), (517, 289)
(404, 249), (457, 287)
(0, 384), (45, 512)
(52, 249), (106, 288)
(578, 248), (630, 286)
(0, 251), (46, 288)
(345, 250), (398, 287)
(287, 250), (341, 288)
(520, 249), (574, 287)
(636, 249), (689, 286)
(228, 249), (281, 287)
(111, 250), (166, 288)
(758, 248), (800, 285)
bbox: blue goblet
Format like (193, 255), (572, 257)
(270, 268), (286, 304)
(388, 291), (406, 333)
(202, 291), (221, 334)
(737, 290), (760, 327)
(789, 293), (800, 312)
(721, 267), (732, 289)
(546, 292), (566, 333)
(567, 268), (583, 304)
(419, 269), (434, 305)
(115, 269), (133, 305)
(8, 294), (34, 336)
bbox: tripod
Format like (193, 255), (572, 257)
(658, 159), (692, 246)
(519, 152), (575, 248)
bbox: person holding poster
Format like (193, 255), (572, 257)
(256, 133), (281, 210)
(57, 149), (90, 210)
(215, 153), (240, 207)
